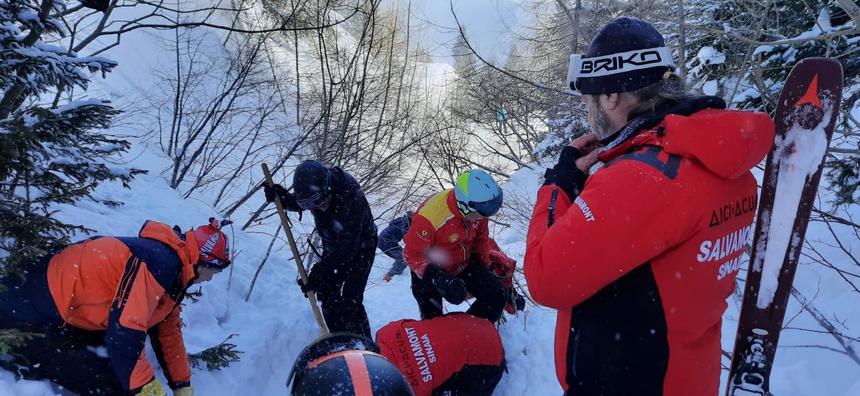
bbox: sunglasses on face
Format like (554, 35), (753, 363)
(297, 192), (327, 210)
(201, 258), (230, 270)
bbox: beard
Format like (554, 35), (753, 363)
(592, 101), (615, 140)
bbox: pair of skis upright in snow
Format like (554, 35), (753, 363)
(726, 58), (844, 395)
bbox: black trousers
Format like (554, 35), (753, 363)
(433, 363), (505, 396)
(316, 239), (376, 338)
(411, 258), (505, 322)
(0, 325), (123, 395)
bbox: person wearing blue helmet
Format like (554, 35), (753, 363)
(402, 170), (506, 322)
(264, 160), (377, 338)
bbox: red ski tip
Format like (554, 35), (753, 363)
(794, 74), (822, 109)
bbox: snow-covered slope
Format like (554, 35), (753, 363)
(2, 2), (859, 396)
(3, 124), (860, 396)
(0, 132), (562, 396)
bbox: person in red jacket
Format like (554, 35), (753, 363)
(0, 218), (231, 396)
(524, 18), (775, 395)
(403, 170), (506, 322)
(376, 313), (505, 396)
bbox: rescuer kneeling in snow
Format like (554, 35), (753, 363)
(0, 218), (232, 396)
(403, 169), (507, 322)
(376, 313), (505, 396)
(288, 313), (504, 396)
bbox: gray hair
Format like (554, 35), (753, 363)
(624, 73), (694, 119)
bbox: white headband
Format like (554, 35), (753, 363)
(567, 46), (675, 91)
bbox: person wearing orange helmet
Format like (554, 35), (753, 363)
(0, 218), (232, 396)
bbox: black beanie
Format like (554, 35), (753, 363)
(569, 17), (676, 95)
(292, 160), (331, 201)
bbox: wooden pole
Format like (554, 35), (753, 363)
(261, 163), (329, 335)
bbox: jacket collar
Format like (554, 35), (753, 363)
(598, 96), (726, 162)
(138, 220), (199, 286)
(445, 190), (467, 220)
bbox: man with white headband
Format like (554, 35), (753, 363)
(524, 17), (775, 395)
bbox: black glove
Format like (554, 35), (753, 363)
(426, 266), (467, 305)
(264, 183), (302, 213)
(264, 183), (288, 203)
(297, 269), (324, 297)
(511, 288), (526, 311)
(543, 146), (588, 199)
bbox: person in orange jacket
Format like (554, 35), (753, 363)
(403, 170), (506, 322)
(0, 218), (232, 396)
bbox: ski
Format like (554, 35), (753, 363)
(726, 57), (844, 396)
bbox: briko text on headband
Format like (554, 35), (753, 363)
(566, 46), (676, 92)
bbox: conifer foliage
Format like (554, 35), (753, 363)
(0, 0), (142, 281)
(188, 334), (244, 371)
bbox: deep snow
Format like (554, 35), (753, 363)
(2, 2), (859, 395)
(4, 150), (859, 396)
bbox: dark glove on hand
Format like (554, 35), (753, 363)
(264, 183), (288, 203)
(264, 183), (303, 214)
(543, 146), (588, 199)
(297, 270), (323, 297)
(426, 266), (467, 305)
(512, 288), (526, 311)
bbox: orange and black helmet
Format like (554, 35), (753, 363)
(288, 333), (413, 396)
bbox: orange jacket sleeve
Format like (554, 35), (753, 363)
(149, 306), (191, 389)
(149, 306), (192, 388)
(403, 214), (435, 277)
(107, 259), (164, 391)
(524, 161), (694, 309)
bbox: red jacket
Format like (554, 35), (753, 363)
(47, 221), (198, 391)
(376, 314), (504, 396)
(525, 105), (774, 395)
(403, 190), (492, 277)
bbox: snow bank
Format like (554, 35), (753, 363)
(3, 128), (859, 396)
(2, 1), (858, 395)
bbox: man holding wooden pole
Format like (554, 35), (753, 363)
(263, 160), (377, 338)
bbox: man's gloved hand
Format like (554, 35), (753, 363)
(383, 274), (393, 282)
(263, 183), (288, 203)
(426, 266), (467, 305)
(264, 183), (302, 214)
(172, 386), (194, 396)
(135, 379), (166, 396)
(488, 250), (516, 288)
(297, 270), (324, 296)
(544, 133), (601, 199)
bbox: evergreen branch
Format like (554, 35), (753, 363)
(188, 334), (243, 371)
(0, 329), (43, 355)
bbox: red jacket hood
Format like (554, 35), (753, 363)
(600, 108), (774, 180)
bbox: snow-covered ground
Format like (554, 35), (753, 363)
(0, 126), (561, 395)
(4, 144), (859, 395)
(2, 2), (860, 396)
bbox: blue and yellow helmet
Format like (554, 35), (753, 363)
(454, 170), (503, 217)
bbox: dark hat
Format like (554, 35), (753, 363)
(292, 160), (332, 209)
(568, 17), (676, 95)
